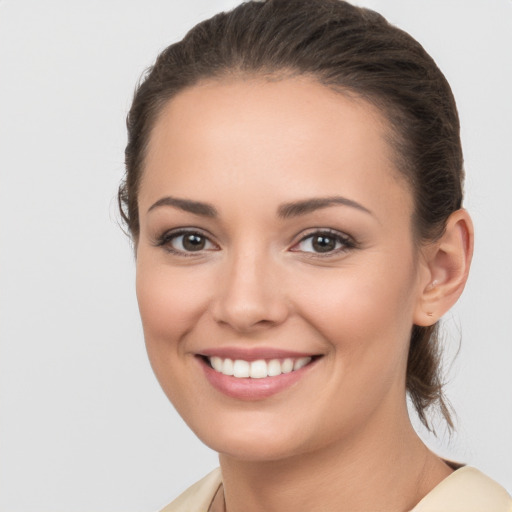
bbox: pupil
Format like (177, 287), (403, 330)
(183, 234), (205, 251)
(312, 235), (335, 253)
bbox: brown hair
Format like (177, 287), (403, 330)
(119, 0), (463, 431)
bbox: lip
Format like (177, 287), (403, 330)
(198, 346), (316, 361)
(197, 351), (321, 400)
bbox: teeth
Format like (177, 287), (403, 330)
(210, 356), (223, 372)
(222, 358), (234, 376)
(268, 359), (282, 377)
(294, 357), (310, 370)
(233, 360), (250, 378)
(208, 356), (312, 378)
(281, 358), (294, 373)
(249, 360), (267, 379)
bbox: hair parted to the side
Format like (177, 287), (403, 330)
(119, 0), (463, 431)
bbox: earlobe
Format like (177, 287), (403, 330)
(414, 209), (474, 326)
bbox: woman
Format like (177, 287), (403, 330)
(118, 0), (512, 510)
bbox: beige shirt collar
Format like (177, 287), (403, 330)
(161, 466), (512, 512)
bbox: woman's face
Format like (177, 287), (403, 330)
(136, 77), (428, 461)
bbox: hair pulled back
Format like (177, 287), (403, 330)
(120, 0), (464, 431)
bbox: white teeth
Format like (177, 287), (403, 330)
(233, 359), (250, 378)
(281, 358), (294, 373)
(293, 357), (311, 370)
(222, 358), (234, 376)
(250, 360), (267, 379)
(208, 356), (312, 378)
(210, 356), (223, 372)
(267, 359), (282, 377)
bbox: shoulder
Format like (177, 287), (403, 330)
(158, 466), (511, 512)
(411, 466), (512, 512)
(158, 468), (222, 512)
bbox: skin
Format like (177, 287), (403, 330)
(135, 77), (473, 511)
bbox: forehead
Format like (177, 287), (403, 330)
(140, 76), (412, 217)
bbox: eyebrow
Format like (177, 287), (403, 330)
(277, 196), (372, 219)
(147, 195), (372, 219)
(147, 196), (218, 217)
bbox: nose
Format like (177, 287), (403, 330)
(211, 247), (290, 333)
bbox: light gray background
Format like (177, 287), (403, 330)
(0, 1), (510, 510)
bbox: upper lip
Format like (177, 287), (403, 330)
(198, 347), (320, 361)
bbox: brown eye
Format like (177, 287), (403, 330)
(291, 230), (354, 255)
(311, 234), (337, 253)
(158, 230), (218, 254)
(182, 233), (206, 251)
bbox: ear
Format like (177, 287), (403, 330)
(414, 209), (474, 327)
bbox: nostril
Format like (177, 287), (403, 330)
(211, 295), (290, 332)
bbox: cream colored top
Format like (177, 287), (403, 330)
(160, 466), (512, 512)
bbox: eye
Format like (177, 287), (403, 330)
(156, 229), (218, 255)
(291, 230), (354, 255)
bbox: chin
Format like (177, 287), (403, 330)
(210, 435), (306, 462)
(186, 411), (320, 463)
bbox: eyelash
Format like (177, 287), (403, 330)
(290, 229), (356, 257)
(154, 228), (356, 257)
(154, 228), (219, 257)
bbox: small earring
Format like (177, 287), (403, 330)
(428, 279), (439, 291)
(427, 311), (434, 317)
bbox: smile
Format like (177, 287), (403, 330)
(208, 356), (312, 378)
(198, 351), (320, 400)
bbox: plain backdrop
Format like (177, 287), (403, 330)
(1, 0), (511, 510)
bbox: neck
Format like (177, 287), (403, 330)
(217, 409), (452, 512)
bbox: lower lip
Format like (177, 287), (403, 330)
(199, 357), (318, 400)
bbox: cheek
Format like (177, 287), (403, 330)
(286, 262), (418, 438)
(291, 257), (418, 368)
(135, 259), (215, 414)
(135, 260), (211, 350)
